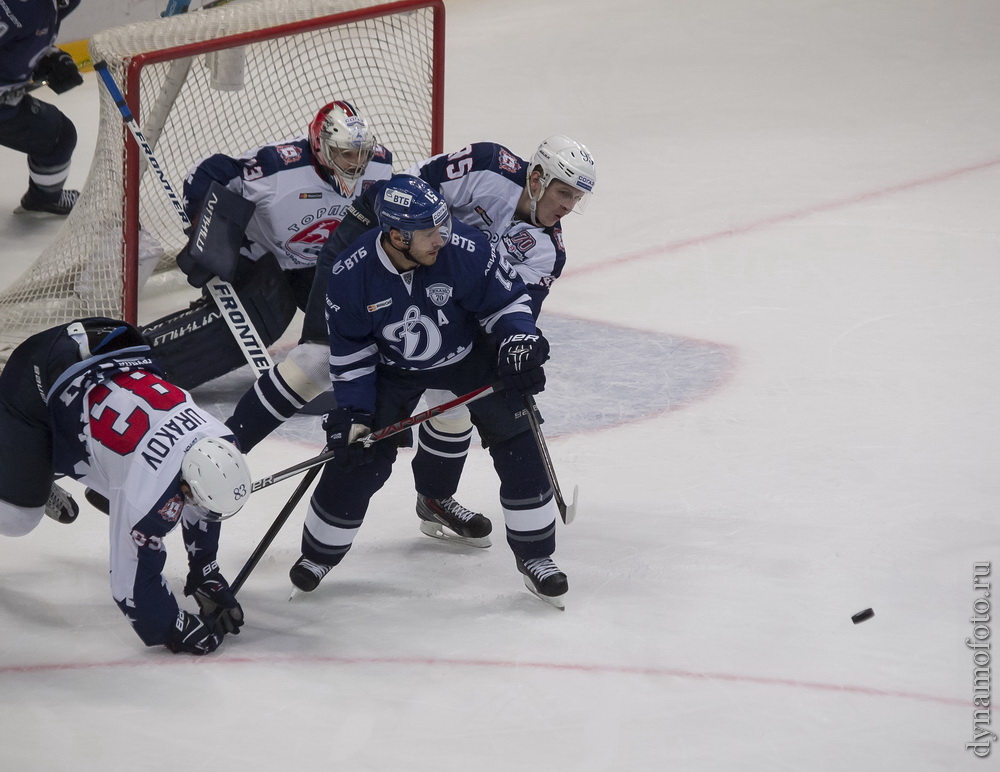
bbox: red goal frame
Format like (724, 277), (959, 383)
(118, 0), (445, 323)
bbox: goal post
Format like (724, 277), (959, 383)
(0, 0), (444, 362)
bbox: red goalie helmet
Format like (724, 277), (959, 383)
(308, 100), (377, 196)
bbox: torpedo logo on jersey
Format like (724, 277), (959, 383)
(285, 217), (341, 261)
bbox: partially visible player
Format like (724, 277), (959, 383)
(1, 0), (84, 216)
(143, 100), (393, 428)
(0, 318), (251, 655)
(402, 137), (595, 545)
(288, 175), (568, 608)
(317, 135), (596, 546)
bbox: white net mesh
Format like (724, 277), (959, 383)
(0, 0), (442, 363)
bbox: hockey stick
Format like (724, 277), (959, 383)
(161, 0), (192, 14)
(230, 383), (500, 593)
(522, 394), (577, 524)
(230, 463), (320, 594)
(249, 383), (499, 494)
(93, 61), (273, 378)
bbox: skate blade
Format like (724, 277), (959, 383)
(44, 506), (78, 524)
(522, 577), (566, 610)
(13, 205), (65, 217)
(418, 520), (492, 548)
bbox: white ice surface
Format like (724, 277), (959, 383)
(1, 1), (999, 770)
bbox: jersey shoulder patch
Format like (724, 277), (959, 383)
(252, 138), (312, 176)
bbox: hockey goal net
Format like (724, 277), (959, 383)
(0, 0), (443, 363)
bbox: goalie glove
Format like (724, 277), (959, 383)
(184, 565), (244, 635)
(497, 333), (549, 396)
(176, 182), (256, 288)
(33, 48), (83, 94)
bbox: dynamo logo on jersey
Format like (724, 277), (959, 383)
(382, 305), (443, 361)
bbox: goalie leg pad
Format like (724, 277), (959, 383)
(142, 253), (295, 390)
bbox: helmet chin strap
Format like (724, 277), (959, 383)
(526, 170), (548, 227)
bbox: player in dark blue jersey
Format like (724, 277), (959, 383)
(231, 136), (597, 546)
(288, 175), (569, 607)
(1, 0), (83, 215)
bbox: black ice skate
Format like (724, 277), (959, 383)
(289, 556), (332, 596)
(516, 556), (568, 609)
(17, 189), (79, 216)
(44, 484), (79, 524)
(84, 488), (110, 515)
(416, 495), (492, 548)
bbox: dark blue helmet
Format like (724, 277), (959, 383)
(374, 175), (452, 244)
(66, 317), (148, 359)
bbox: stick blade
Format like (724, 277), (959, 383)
(560, 484), (579, 524)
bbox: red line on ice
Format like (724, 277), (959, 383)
(565, 154), (1000, 278)
(0, 654), (985, 711)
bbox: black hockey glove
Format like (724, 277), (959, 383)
(166, 610), (225, 656)
(33, 49), (83, 94)
(184, 568), (244, 635)
(497, 333), (549, 396)
(176, 183), (256, 288)
(175, 241), (215, 288)
(324, 408), (376, 469)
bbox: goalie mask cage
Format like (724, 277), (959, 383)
(0, 0), (444, 363)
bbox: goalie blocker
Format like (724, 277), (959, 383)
(141, 182), (294, 389)
(177, 181), (256, 287)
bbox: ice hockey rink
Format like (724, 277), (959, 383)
(1, 0), (999, 769)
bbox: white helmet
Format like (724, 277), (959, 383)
(180, 438), (251, 520)
(527, 135), (596, 224)
(308, 100), (377, 196)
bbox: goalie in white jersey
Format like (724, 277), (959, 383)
(141, 100), (394, 408)
(0, 318), (252, 655)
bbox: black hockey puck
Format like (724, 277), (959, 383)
(852, 608), (875, 624)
